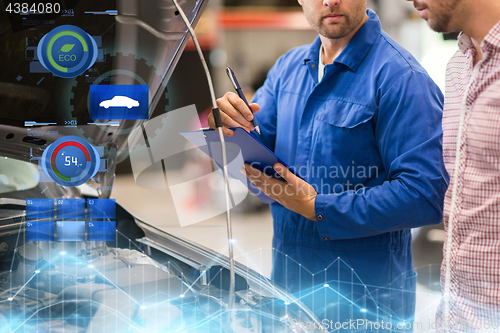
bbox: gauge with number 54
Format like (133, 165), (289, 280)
(41, 136), (100, 187)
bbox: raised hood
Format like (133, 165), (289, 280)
(0, 0), (208, 163)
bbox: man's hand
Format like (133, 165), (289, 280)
(242, 163), (317, 221)
(208, 92), (260, 136)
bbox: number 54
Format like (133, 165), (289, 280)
(65, 156), (78, 166)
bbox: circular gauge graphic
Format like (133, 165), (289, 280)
(37, 25), (98, 78)
(42, 136), (100, 187)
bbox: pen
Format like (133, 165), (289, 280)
(226, 66), (261, 135)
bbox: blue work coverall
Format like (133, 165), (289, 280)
(252, 9), (448, 331)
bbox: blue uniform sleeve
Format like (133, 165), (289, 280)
(251, 58), (283, 151)
(314, 70), (449, 240)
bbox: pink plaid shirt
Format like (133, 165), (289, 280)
(437, 20), (500, 331)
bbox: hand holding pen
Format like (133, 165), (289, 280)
(226, 67), (261, 135)
(207, 67), (261, 136)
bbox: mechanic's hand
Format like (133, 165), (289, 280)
(242, 163), (317, 221)
(207, 92), (261, 136)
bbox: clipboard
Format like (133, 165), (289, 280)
(180, 127), (293, 204)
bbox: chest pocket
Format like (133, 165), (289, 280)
(310, 100), (377, 190)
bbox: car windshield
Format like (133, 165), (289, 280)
(0, 156), (39, 194)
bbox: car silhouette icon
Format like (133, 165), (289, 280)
(99, 95), (140, 109)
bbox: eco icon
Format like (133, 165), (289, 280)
(59, 44), (75, 53)
(37, 25), (98, 78)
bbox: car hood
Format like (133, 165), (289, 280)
(0, 197), (327, 332)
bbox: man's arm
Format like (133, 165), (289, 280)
(314, 70), (448, 239)
(245, 70), (449, 240)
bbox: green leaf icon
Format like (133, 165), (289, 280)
(59, 44), (75, 53)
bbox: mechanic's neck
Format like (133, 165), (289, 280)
(320, 13), (369, 65)
(461, 1), (500, 66)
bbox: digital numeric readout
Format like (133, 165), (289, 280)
(5, 3), (61, 14)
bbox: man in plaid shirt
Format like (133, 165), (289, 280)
(406, 0), (500, 331)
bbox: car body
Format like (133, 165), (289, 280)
(0, 153), (326, 332)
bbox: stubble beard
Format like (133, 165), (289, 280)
(304, 4), (366, 40)
(317, 16), (355, 39)
(427, 10), (453, 32)
(419, 0), (463, 33)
